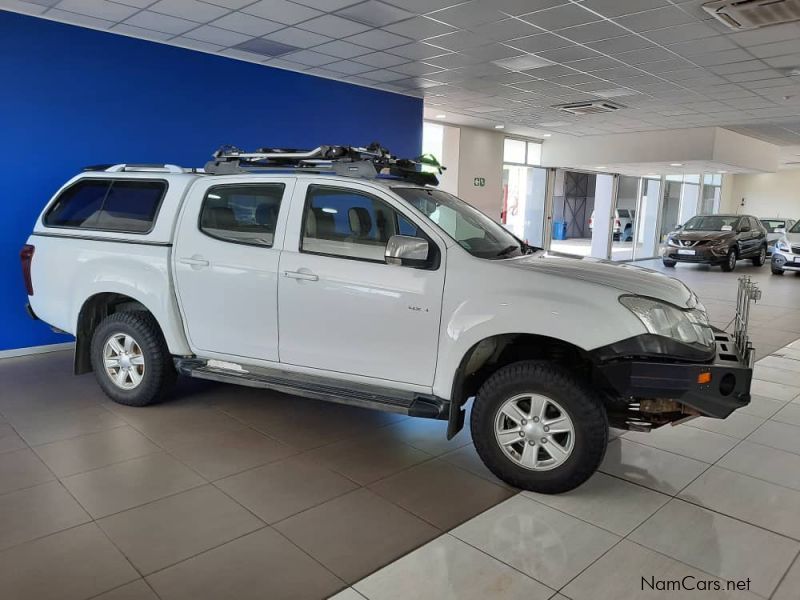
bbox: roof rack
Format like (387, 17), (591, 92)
(204, 143), (444, 186)
(82, 164), (187, 174)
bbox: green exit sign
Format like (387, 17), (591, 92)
(473, 177), (486, 187)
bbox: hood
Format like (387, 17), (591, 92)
(786, 232), (800, 245)
(506, 252), (696, 308)
(672, 230), (734, 241)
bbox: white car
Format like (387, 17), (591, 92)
(21, 145), (754, 494)
(589, 208), (635, 241)
(760, 217), (797, 255)
(771, 220), (800, 275)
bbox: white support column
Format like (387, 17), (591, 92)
(590, 173), (615, 259)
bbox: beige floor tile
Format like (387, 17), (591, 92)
(93, 580), (159, 600)
(0, 447), (54, 495)
(747, 419), (800, 455)
(9, 405), (126, 446)
(33, 425), (160, 477)
(369, 459), (515, 530)
(771, 402), (800, 427)
(216, 455), (357, 524)
(623, 424), (738, 464)
(718, 440), (800, 490)
(275, 488), (439, 584)
(303, 433), (430, 485)
(167, 427), (297, 480)
(0, 523), (138, 600)
(0, 423), (26, 454)
(772, 555), (800, 600)
(62, 452), (205, 518)
(753, 365), (800, 386)
(750, 379), (800, 402)
(98, 484), (264, 574)
(146, 527), (343, 600)
(112, 406), (246, 450)
(600, 438), (709, 495)
(757, 355), (800, 373)
(452, 495), (619, 589)
(629, 499), (799, 597)
(372, 417), (472, 456)
(328, 589), (365, 600)
(681, 466), (800, 539)
(0, 480), (90, 551)
(563, 539), (760, 600)
(354, 534), (554, 600)
(523, 472), (670, 536)
(684, 412), (764, 439)
(738, 393), (786, 419)
(440, 444), (516, 488)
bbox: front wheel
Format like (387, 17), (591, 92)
(752, 246), (767, 267)
(471, 361), (608, 494)
(721, 248), (737, 272)
(90, 311), (176, 406)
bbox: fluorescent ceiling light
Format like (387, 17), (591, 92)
(494, 124), (505, 129)
(542, 133), (552, 137)
(670, 163), (683, 167)
(435, 113), (446, 119)
(594, 88), (637, 99)
(596, 166), (607, 169)
(719, 170), (727, 173)
(493, 54), (554, 71)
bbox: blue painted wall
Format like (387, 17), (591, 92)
(0, 10), (422, 352)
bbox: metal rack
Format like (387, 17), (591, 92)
(733, 275), (760, 367)
(203, 143), (444, 186)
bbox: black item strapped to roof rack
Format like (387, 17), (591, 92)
(204, 142), (445, 186)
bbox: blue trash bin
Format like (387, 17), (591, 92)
(552, 221), (568, 240)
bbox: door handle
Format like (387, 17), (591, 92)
(283, 270), (318, 282)
(179, 256), (210, 267)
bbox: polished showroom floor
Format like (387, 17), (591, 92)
(1, 261), (799, 600)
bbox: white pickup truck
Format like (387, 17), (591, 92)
(21, 145), (755, 493)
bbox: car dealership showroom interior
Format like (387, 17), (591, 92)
(5, 0), (800, 599)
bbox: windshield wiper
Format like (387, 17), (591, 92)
(495, 244), (521, 258)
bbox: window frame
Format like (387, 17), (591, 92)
(503, 137), (543, 166)
(299, 183), (440, 269)
(43, 177), (168, 235)
(196, 182), (287, 249)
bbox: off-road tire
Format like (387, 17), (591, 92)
(721, 248), (737, 272)
(90, 311), (176, 406)
(662, 259), (677, 268)
(471, 361), (608, 494)
(752, 245), (767, 267)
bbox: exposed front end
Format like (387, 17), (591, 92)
(771, 240), (800, 272)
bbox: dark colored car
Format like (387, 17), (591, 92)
(662, 214), (767, 272)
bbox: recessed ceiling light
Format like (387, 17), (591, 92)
(596, 166), (607, 169)
(670, 163), (683, 167)
(542, 133), (552, 138)
(494, 124), (505, 129)
(718, 170), (727, 173)
(493, 54), (554, 71)
(435, 114), (446, 119)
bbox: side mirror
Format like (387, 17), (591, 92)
(385, 235), (429, 268)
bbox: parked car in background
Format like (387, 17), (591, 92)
(771, 220), (800, 275)
(589, 208), (635, 241)
(662, 214), (768, 271)
(760, 217), (797, 255)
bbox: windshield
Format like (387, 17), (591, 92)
(393, 187), (527, 259)
(683, 215), (740, 232)
(761, 219), (787, 232)
(791, 221), (800, 234)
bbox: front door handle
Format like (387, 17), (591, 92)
(179, 256), (210, 267)
(283, 270), (319, 282)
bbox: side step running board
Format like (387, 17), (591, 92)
(175, 358), (448, 420)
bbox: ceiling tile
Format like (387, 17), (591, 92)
(203, 0), (258, 8)
(210, 12), (284, 36)
(538, 45), (602, 63)
(281, 49), (340, 66)
(40, 7), (114, 28)
(170, 37), (224, 53)
(124, 11), (198, 35)
(383, 16), (456, 39)
(567, 56), (625, 71)
(557, 20), (627, 43)
(490, 0), (565, 16)
(616, 7), (696, 32)
(344, 28), (411, 49)
(353, 51), (409, 68)
(232, 37), (300, 57)
(426, 30), (491, 51)
(391, 61), (443, 75)
(749, 39), (800, 59)
(580, 0), (669, 18)
(183, 25), (251, 46)
(110, 23), (175, 41)
(460, 43), (520, 61)
(5, 0), (53, 10)
(667, 36), (738, 57)
(520, 4), (602, 30)
(387, 41), (448, 59)
(707, 60), (766, 75)
(323, 59), (375, 74)
(336, 1), (414, 27)
(428, 1), (505, 29)
(313, 39), (372, 58)
(764, 54), (800, 69)
(425, 52), (485, 68)
(148, 0), (228, 22)
(467, 18), (538, 42)
(293, 0), (362, 9)
(589, 34), (655, 54)
(55, 0), (139, 21)
(263, 27), (333, 48)
(296, 14), (372, 37)
(691, 48), (753, 67)
(644, 21), (720, 44)
(242, 0), (323, 25)
(358, 68), (407, 81)
(494, 54), (555, 71)
(726, 22), (800, 47)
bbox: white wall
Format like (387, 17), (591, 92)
(721, 170), (800, 217)
(457, 126), (504, 221)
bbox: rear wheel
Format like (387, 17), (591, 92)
(752, 245), (767, 267)
(471, 361), (608, 494)
(721, 248), (737, 272)
(90, 312), (176, 406)
(662, 259), (676, 268)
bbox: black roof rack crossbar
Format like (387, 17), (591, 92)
(204, 143), (443, 186)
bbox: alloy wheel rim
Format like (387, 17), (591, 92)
(729, 252), (736, 268)
(760, 248), (766, 263)
(494, 393), (575, 471)
(103, 333), (145, 390)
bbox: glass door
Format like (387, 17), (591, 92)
(502, 165), (548, 247)
(632, 176), (662, 260)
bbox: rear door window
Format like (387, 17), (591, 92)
(199, 184), (285, 247)
(44, 179), (166, 233)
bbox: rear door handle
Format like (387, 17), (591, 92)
(179, 256), (210, 267)
(283, 270), (318, 282)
